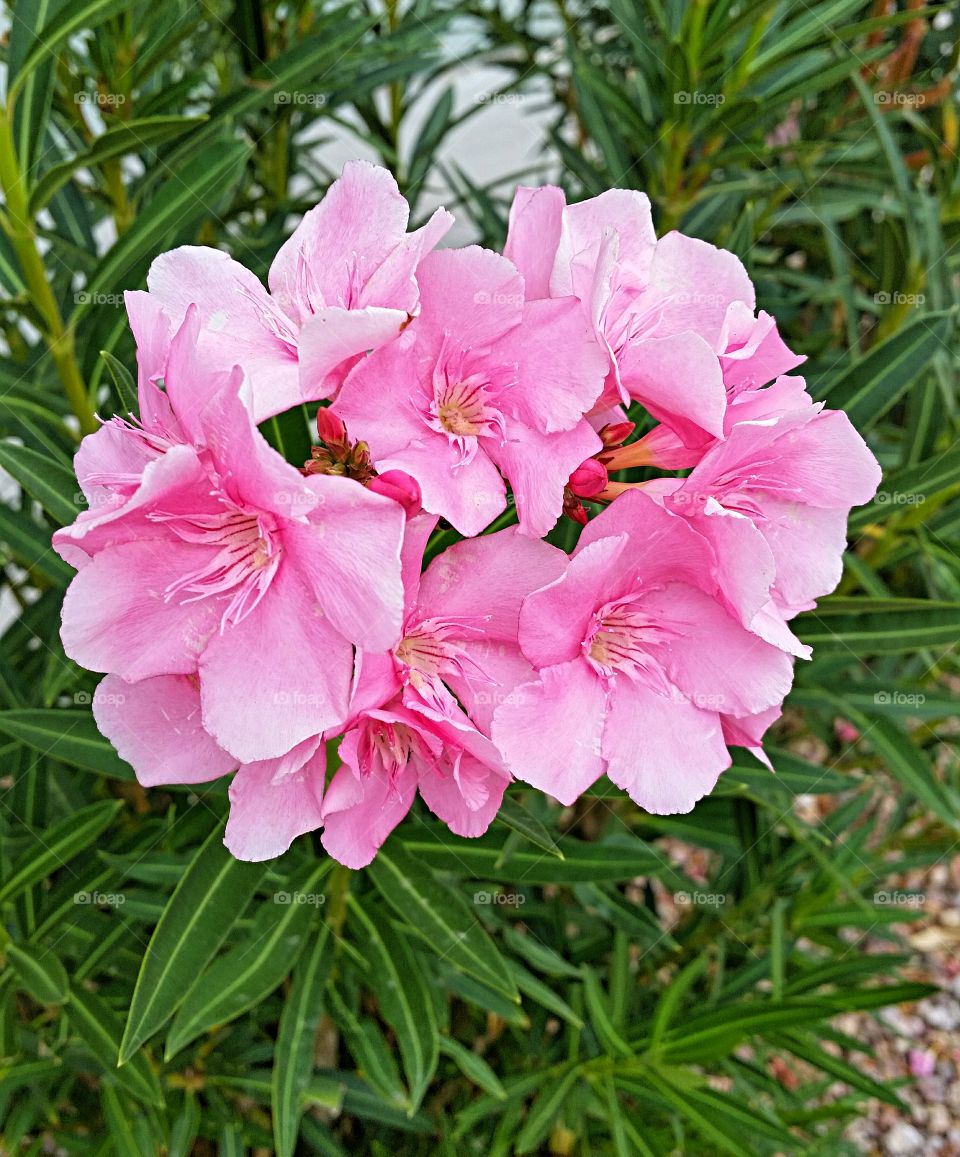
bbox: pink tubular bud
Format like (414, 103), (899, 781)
(316, 406), (346, 445)
(568, 458), (608, 499)
(368, 469), (422, 518)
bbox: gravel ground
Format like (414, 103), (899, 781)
(841, 854), (960, 1155)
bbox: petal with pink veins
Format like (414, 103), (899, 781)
(61, 539), (221, 680)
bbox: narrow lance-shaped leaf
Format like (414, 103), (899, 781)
(272, 924), (332, 1157)
(369, 840), (518, 1001)
(119, 820), (266, 1062)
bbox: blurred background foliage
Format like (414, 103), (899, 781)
(0, 0), (958, 1153)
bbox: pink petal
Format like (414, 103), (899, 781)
(61, 539), (220, 680)
(320, 753), (417, 870)
(519, 534), (628, 669)
(602, 680), (730, 813)
(286, 474), (405, 652)
(92, 674), (235, 787)
(378, 439), (507, 538)
(492, 660), (606, 805)
(642, 582), (794, 717)
(487, 418), (601, 539)
(618, 331), (727, 444)
(296, 306), (413, 401)
(417, 526), (566, 643)
(147, 246), (300, 422)
(504, 185), (566, 299)
(199, 562), (351, 762)
(418, 754), (509, 838)
(225, 748), (326, 861)
(644, 231), (755, 347)
(415, 246), (524, 347)
(498, 297), (608, 433)
(269, 161), (411, 311)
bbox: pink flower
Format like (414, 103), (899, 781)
(316, 518), (566, 867)
(140, 161), (452, 421)
(653, 375), (881, 655)
(491, 491), (794, 811)
(57, 347), (407, 764)
(505, 185), (773, 452)
(333, 245), (608, 537)
(320, 699), (510, 869)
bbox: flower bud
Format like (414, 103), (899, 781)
(598, 420), (635, 448)
(316, 406), (346, 445)
(568, 458), (608, 498)
(368, 469), (422, 518)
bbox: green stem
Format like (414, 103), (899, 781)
(0, 103), (96, 435)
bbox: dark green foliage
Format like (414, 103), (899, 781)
(0, 1), (957, 1153)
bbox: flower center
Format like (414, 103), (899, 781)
(151, 503), (282, 631)
(394, 617), (490, 713)
(583, 595), (680, 690)
(421, 341), (510, 465)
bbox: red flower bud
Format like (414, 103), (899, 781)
(568, 458), (608, 498)
(316, 406), (346, 445)
(598, 420), (635, 448)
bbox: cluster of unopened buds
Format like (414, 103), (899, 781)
(56, 162), (880, 868)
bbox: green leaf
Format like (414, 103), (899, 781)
(495, 795), (564, 859)
(796, 597), (960, 655)
(514, 1064), (580, 1154)
(30, 116), (207, 213)
(349, 899), (439, 1111)
(0, 505), (73, 584)
(326, 983), (409, 1109)
(402, 830), (667, 884)
(849, 444), (960, 531)
(119, 822), (265, 1062)
(846, 710), (960, 826)
(820, 309), (955, 429)
(165, 861), (329, 1058)
(99, 350), (138, 416)
(0, 709), (135, 779)
(0, 442), (79, 525)
(0, 799), (121, 905)
(272, 925), (333, 1157)
(368, 841), (518, 1002)
(72, 139), (251, 323)
(259, 404), (312, 467)
(68, 983), (165, 1108)
(438, 1036), (506, 1099)
(5, 941), (69, 1004)
(8, 0), (132, 102)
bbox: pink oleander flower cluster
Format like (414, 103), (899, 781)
(55, 162), (881, 868)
